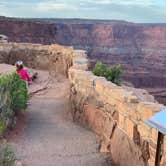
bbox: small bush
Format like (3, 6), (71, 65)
(0, 72), (28, 111)
(0, 72), (28, 135)
(93, 62), (108, 77)
(10, 73), (28, 110)
(93, 62), (122, 85)
(0, 142), (16, 166)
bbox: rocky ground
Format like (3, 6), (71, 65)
(0, 64), (112, 166)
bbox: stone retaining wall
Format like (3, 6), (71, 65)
(0, 42), (74, 77)
(69, 50), (166, 166)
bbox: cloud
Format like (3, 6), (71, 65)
(36, 1), (73, 11)
(0, 0), (166, 23)
(110, 0), (155, 6)
(81, 0), (111, 5)
(0, 0), (8, 7)
(79, 0), (156, 6)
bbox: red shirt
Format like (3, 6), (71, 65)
(17, 69), (31, 82)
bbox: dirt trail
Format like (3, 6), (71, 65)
(8, 71), (111, 166)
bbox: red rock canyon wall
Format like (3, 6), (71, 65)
(0, 17), (166, 104)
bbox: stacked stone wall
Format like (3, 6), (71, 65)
(0, 42), (74, 77)
(69, 50), (166, 166)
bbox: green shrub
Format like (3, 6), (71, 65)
(93, 62), (108, 77)
(0, 142), (16, 166)
(93, 62), (122, 85)
(0, 72), (28, 136)
(10, 73), (28, 110)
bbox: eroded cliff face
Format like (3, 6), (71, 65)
(0, 17), (166, 104)
(0, 18), (57, 44)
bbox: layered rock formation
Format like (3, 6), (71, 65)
(0, 17), (166, 104)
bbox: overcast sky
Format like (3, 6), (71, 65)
(0, 0), (166, 23)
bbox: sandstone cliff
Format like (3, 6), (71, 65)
(0, 17), (166, 104)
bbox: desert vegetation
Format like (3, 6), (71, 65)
(0, 72), (28, 135)
(0, 142), (16, 166)
(93, 62), (122, 85)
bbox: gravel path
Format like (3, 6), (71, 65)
(9, 79), (111, 166)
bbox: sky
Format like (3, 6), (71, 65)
(0, 0), (166, 23)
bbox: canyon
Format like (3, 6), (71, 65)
(0, 16), (166, 104)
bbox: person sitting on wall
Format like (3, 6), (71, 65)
(15, 60), (32, 88)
